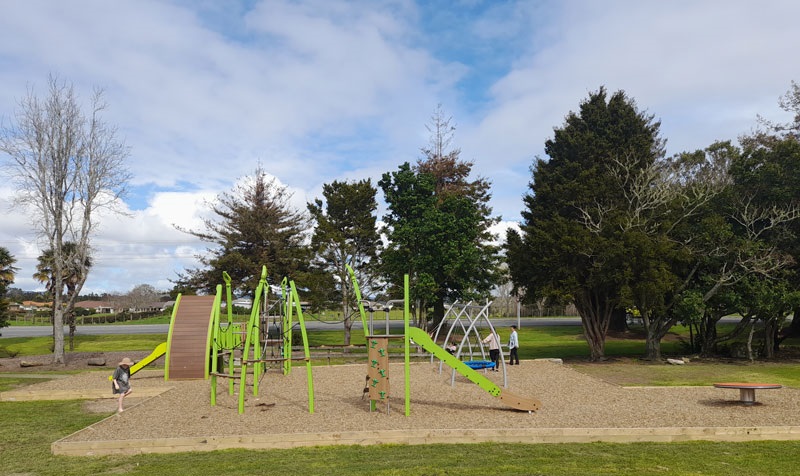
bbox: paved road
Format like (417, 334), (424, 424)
(1, 317), (582, 338)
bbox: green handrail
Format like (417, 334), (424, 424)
(346, 264), (370, 338)
(164, 294), (183, 381)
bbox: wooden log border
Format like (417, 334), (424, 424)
(52, 426), (800, 456)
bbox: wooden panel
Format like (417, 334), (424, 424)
(168, 295), (215, 380)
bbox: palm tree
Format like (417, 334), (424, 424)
(0, 247), (17, 329)
(35, 242), (92, 350)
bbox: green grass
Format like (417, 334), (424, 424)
(4, 327), (800, 474)
(574, 361), (800, 388)
(107, 313), (172, 325)
(0, 334), (167, 358)
(0, 398), (799, 475)
(0, 376), (56, 392)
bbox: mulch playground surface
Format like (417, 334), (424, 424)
(2, 355), (800, 454)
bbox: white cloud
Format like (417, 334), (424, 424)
(1, 0), (799, 292)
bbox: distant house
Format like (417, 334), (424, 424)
(20, 301), (52, 312)
(74, 301), (118, 314)
(137, 302), (167, 313)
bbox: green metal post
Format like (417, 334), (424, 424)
(164, 294), (182, 381)
(282, 278), (292, 375)
(404, 274), (410, 416)
(237, 267), (267, 414)
(252, 266), (267, 396)
(223, 271), (233, 324)
(346, 264), (371, 339)
(290, 280), (315, 414)
(205, 286), (221, 381)
(210, 287), (221, 406)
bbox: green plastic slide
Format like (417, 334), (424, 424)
(108, 342), (168, 381)
(407, 327), (540, 412)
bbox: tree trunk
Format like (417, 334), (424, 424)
(644, 334), (661, 361)
(342, 302), (352, 345)
(763, 318), (777, 359)
(608, 307), (628, 332)
(52, 301), (65, 364)
(698, 315), (719, 356)
(431, 298), (445, 330)
(574, 290), (613, 361)
(580, 314), (606, 361)
(68, 314), (76, 351)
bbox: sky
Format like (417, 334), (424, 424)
(1, 0), (799, 295)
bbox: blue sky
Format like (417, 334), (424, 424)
(1, 0), (799, 294)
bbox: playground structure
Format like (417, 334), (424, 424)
(122, 264), (538, 416)
(117, 265), (314, 415)
(430, 300), (508, 388)
(348, 265), (541, 414)
(208, 266), (314, 414)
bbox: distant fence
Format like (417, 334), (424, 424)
(8, 309), (167, 325)
(489, 301), (579, 318)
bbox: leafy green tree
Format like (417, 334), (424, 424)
(0, 247), (17, 329)
(34, 242), (92, 350)
(177, 166), (311, 296)
(507, 88), (664, 361)
(668, 138), (800, 358)
(729, 135), (800, 355)
(380, 107), (500, 327)
(307, 179), (380, 344)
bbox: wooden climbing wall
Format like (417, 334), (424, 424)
(367, 336), (390, 410)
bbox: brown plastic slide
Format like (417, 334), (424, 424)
(167, 295), (216, 380)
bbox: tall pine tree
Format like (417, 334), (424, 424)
(380, 107), (500, 327)
(177, 167), (311, 295)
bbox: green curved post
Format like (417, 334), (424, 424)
(222, 271), (233, 324)
(205, 286), (221, 381)
(210, 285), (222, 406)
(164, 294), (182, 381)
(404, 274), (410, 416)
(252, 266), (268, 395)
(281, 277), (291, 375)
(237, 266), (268, 414)
(346, 264), (370, 338)
(290, 280), (315, 414)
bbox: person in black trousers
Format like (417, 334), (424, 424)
(508, 325), (520, 365)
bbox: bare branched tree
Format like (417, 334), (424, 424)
(0, 76), (130, 363)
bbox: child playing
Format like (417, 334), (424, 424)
(112, 357), (134, 413)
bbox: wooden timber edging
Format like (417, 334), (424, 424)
(0, 386), (174, 402)
(52, 426), (800, 456)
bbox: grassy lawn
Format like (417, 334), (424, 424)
(3, 328), (800, 475)
(573, 360), (800, 388)
(0, 398), (799, 475)
(0, 334), (168, 358)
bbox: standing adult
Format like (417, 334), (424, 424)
(508, 325), (520, 365)
(112, 357), (134, 413)
(482, 332), (501, 371)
